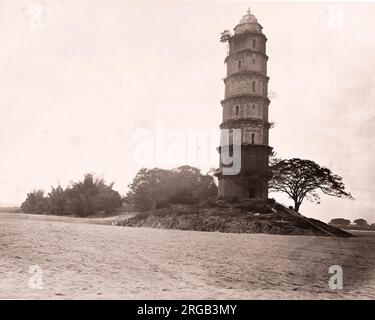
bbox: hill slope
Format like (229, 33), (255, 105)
(116, 200), (352, 238)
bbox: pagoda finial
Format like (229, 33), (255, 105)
(247, 7), (251, 15)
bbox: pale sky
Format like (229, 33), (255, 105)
(0, 1), (374, 223)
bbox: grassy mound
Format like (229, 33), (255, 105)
(116, 200), (352, 238)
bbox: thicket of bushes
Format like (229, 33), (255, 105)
(21, 174), (122, 217)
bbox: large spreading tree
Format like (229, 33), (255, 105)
(125, 165), (217, 210)
(269, 158), (353, 212)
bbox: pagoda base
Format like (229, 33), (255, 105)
(217, 174), (268, 199)
(216, 144), (272, 200)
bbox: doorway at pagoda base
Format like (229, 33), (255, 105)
(248, 180), (260, 199)
(248, 188), (257, 198)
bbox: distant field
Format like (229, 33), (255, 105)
(0, 207), (21, 213)
(345, 230), (375, 237)
(1, 212), (374, 299)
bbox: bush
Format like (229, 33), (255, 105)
(169, 189), (195, 205)
(21, 174), (122, 217)
(202, 196), (220, 208)
(238, 199), (273, 213)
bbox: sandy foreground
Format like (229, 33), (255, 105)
(1, 212), (375, 299)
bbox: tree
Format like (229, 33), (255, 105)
(47, 185), (67, 215)
(21, 190), (48, 214)
(370, 223), (375, 230)
(353, 218), (368, 226)
(126, 166), (217, 210)
(124, 168), (170, 210)
(64, 174), (122, 217)
(21, 174), (122, 217)
(329, 218), (351, 226)
(220, 30), (231, 43)
(269, 158), (353, 212)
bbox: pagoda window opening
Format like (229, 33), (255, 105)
(251, 133), (255, 144)
(252, 81), (256, 92)
(253, 39), (256, 48)
(238, 60), (242, 69)
(235, 105), (239, 118)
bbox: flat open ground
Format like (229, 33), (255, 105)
(1, 212), (375, 299)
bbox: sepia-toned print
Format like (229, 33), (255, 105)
(1, 1), (374, 301)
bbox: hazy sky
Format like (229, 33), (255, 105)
(1, 1), (374, 223)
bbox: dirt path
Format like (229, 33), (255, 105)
(1, 213), (375, 299)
